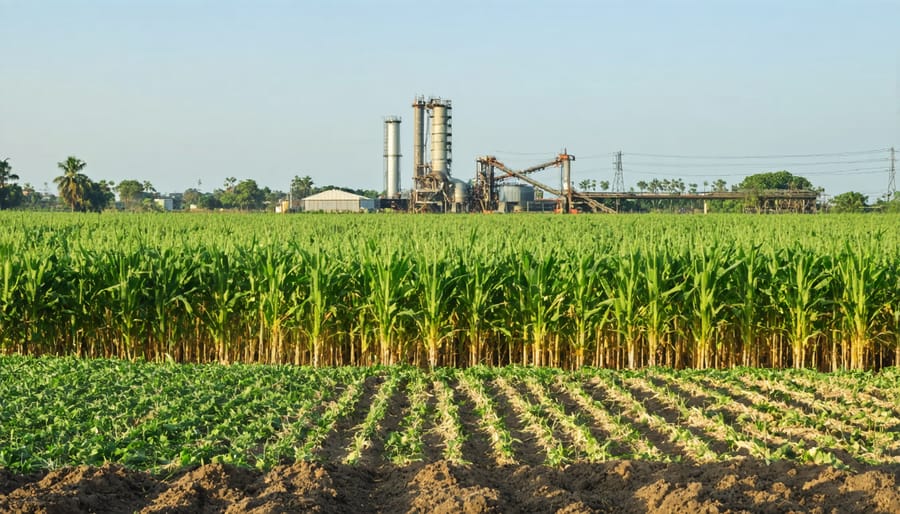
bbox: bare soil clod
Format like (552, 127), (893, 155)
(1, 459), (898, 513)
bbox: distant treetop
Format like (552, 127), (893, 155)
(738, 171), (814, 191)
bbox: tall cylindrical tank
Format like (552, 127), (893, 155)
(412, 97), (425, 179)
(429, 98), (451, 180)
(383, 117), (401, 198)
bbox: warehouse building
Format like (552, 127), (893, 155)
(301, 189), (376, 212)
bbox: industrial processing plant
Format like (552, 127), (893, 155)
(382, 97), (468, 213)
(382, 95), (585, 213)
(381, 96), (820, 214)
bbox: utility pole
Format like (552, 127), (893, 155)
(889, 146), (896, 198)
(612, 151), (625, 212)
(612, 151), (624, 193)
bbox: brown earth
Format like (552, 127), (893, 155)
(1, 459), (899, 513)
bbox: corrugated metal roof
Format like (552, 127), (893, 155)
(303, 189), (370, 201)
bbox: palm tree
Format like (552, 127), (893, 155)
(291, 175), (314, 198)
(54, 156), (89, 211)
(0, 158), (21, 210)
(0, 158), (18, 185)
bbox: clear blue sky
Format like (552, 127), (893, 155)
(2, 0), (898, 200)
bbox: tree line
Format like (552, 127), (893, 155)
(0, 156), (896, 213)
(0, 158), (379, 212)
(581, 171), (899, 213)
(1, 156), (115, 212)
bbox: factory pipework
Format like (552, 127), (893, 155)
(410, 95), (454, 212)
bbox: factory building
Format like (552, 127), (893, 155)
(302, 189), (375, 213)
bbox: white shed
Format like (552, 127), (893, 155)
(302, 189), (375, 212)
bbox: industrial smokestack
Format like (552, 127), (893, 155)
(383, 116), (401, 198)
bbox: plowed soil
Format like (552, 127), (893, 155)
(2, 459), (898, 513)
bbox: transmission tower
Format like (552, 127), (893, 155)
(612, 151), (625, 193)
(889, 147), (896, 198)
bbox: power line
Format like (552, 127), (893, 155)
(490, 148), (895, 191)
(803, 167), (889, 176)
(625, 158), (887, 168)
(624, 148), (889, 159)
(623, 167), (887, 178)
(493, 150), (558, 156)
(577, 153), (620, 160)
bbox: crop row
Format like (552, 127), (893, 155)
(1, 356), (898, 473)
(2, 213), (899, 370)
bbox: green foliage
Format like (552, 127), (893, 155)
(115, 179), (145, 209)
(291, 175), (314, 199)
(54, 156), (89, 211)
(52, 157), (111, 212)
(85, 179), (114, 212)
(0, 213), (898, 370)
(232, 179), (265, 210)
(0, 158), (22, 210)
(830, 191), (868, 213)
(738, 170), (814, 191)
(873, 191), (900, 213)
(2, 358), (898, 473)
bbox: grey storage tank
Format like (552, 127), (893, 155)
(498, 184), (535, 204)
(452, 179), (468, 204)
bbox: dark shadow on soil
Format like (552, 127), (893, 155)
(623, 379), (735, 457)
(779, 376), (900, 436)
(507, 377), (583, 460)
(419, 382), (444, 463)
(646, 375), (788, 458)
(354, 377), (408, 468)
(484, 379), (546, 466)
(582, 377), (692, 462)
(696, 376), (871, 470)
(548, 382), (627, 457)
(451, 378), (498, 465)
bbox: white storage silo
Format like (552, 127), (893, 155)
(383, 117), (401, 198)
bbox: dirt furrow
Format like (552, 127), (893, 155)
(452, 378), (507, 466)
(484, 379), (547, 466)
(315, 374), (383, 465)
